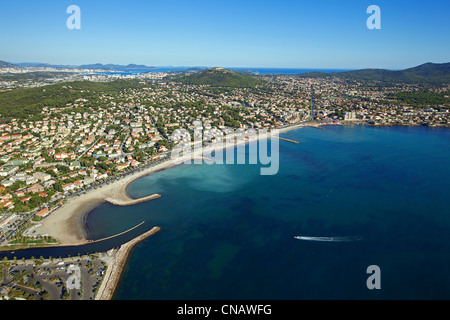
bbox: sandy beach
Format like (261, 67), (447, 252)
(30, 123), (325, 300)
(38, 157), (188, 245)
(38, 123), (322, 246)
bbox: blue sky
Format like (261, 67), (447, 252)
(0, 0), (449, 69)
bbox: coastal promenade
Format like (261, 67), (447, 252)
(36, 121), (324, 246)
(96, 226), (161, 300)
(36, 159), (176, 245)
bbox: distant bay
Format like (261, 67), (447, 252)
(85, 125), (450, 299)
(94, 67), (352, 76)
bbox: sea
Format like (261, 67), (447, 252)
(94, 67), (351, 76)
(82, 125), (450, 300)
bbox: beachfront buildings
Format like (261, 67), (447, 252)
(0, 70), (448, 220)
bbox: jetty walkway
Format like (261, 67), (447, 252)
(104, 193), (161, 206)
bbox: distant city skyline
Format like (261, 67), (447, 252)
(0, 0), (449, 69)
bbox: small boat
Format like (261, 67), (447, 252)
(294, 236), (360, 242)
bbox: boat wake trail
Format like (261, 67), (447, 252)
(294, 236), (361, 242)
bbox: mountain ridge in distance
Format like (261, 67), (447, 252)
(77, 63), (157, 70)
(0, 60), (20, 68)
(1, 60), (449, 83)
(297, 62), (450, 84)
(0, 61), (157, 70)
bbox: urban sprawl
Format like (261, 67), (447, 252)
(0, 66), (448, 245)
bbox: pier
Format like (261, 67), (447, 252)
(104, 193), (161, 206)
(89, 221), (146, 244)
(96, 226), (162, 300)
(277, 137), (300, 144)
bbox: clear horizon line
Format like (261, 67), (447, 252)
(3, 59), (448, 71)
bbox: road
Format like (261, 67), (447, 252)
(1, 257), (106, 300)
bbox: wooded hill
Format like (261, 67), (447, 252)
(174, 67), (263, 88)
(297, 62), (450, 84)
(0, 80), (148, 121)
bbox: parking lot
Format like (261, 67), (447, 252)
(1, 255), (107, 300)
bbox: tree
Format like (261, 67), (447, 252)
(54, 182), (64, 193)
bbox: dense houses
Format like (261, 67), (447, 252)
(0, 70), (448, 217)
(0, 103), (166, 214)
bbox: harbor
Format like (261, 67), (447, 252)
(0, 221), (156, 261)
(0, 224), (161, 300)
(96, 226), (161, 300)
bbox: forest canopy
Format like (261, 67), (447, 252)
(0, 79), (148, 121)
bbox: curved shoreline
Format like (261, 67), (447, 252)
(38, 159), (183, 245)
(38, 123), (313, 246)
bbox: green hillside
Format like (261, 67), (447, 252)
(174, 67), (263, 88)
(298, 62), (450, 84)
(0, 79), (147, 121)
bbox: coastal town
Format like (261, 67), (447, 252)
(0, 67), (449, 243)
(0, 65), (448, 299)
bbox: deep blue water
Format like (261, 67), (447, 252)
(85, 125), (450, 299)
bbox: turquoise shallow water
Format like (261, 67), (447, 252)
(85, 125), (450, 299)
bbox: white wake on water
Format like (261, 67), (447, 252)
(294, 236), (361, 242)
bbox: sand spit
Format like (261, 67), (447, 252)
(39, 160), (176, 245)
